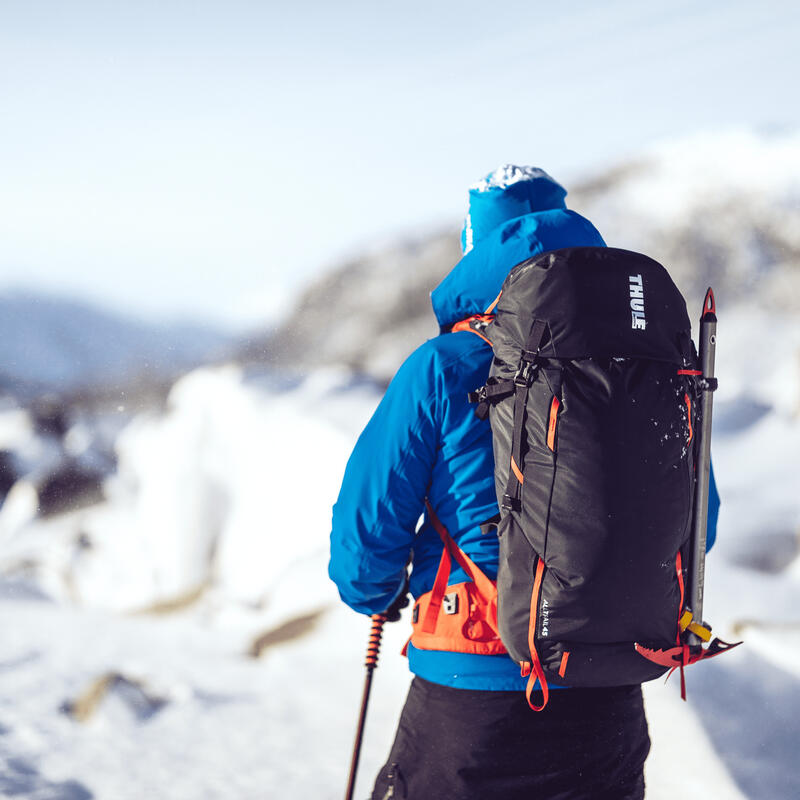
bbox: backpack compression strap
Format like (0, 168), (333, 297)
(520, 557), (550, 712)
(502, 319), (548, 512)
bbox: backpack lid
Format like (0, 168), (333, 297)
(490, 247), (693, 364)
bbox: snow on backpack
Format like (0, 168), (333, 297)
(407, 246), (739, 711)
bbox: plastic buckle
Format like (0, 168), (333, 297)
(514, 361), (536, 387)
(443, 592), (459, 615)
(502, 494), (520, 512)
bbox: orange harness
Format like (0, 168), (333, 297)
(404, 502), (507, 657)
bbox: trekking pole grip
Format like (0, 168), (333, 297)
(345, 614), (387, 800)
(366, 613), (387, 669)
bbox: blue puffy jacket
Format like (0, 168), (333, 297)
(329, 170), (720, 690)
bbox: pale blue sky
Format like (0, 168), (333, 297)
(1, 0), (798, 329)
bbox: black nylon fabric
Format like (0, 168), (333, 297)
(486, 246), (698, 685)
(489, 246), (694, 368)
(371, 677), (650, 800)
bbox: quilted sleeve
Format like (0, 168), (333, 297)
(329, 344), (440, 614)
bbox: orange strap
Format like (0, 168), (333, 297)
(546, 396), (560, 451)
(484, 291), (503, 315)
(451, 314), (495, 346)
(674, 550), (687, 699)
(684, 394), (693, 444)
(421, 501), (498, 635)
(522, 558), (549, 711)
(675, 551), (685, 644)
(558, 650), (570, 678)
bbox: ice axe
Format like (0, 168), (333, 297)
(686, 287), (718, 647)
(635, 287), (741, 691)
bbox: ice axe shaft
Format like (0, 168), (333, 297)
(687, 287), (717, 646)
(345, 613), (386, 800)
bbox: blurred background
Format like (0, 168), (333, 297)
(1, 1), (798, 798)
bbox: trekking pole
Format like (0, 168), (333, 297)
(686, 287), (718, 646)
(345, 613), (387, 800)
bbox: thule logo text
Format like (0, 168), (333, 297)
(629, 274), (646, 330)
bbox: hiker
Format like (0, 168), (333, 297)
(329, 165), (720, 800)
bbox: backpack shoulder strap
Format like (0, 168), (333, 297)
(450, 314), (495, 346)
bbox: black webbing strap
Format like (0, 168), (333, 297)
(501, 320), (547, 511)
(467, 379), (516, 419)
(479, 513), (502, 536)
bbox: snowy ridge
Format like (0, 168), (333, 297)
(1, 131), (800, 797)
(1, 299), (799, 796)
(0, 290), (229, 399)
(569, 129), (800, 312)
(261, 129), (800, 382)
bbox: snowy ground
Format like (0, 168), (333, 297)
(1, 305), (799, 799)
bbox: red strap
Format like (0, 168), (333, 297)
(524, 558), (549, 711)
(677, 369), (703, 376)
(546, 396), (560, 451)
(421, 543), (452, 634)
(425, 501), (497, 602)
(674, 551), (687, 697)
(558, 650), (570, 678)
(422, 501), (499, 634)
(524, 657), (549, 712)
(484, 291), (502, 315)
(451, 314), (495, 346)
(680, 645), (689, 701)
(635, 637), (742, 668)
(684, 394), (693, 444)
(675, 551), (685, 645)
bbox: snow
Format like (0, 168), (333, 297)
(469, 165), (562, 193)
(594, 129), (800, 226)
(1, 303), (799, 798)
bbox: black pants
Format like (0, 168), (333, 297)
(371, 678), (650, 800)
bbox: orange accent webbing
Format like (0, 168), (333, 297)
(547, 396), (560, 451)
(558, 650), (570, 678)
(451, 314), (496, 346)
(684, 394), (693, 444)
(411, 501), (506, 656)
(677, 369), (703, 376)
(423, 501), (498, 612)
(522, 558), (549, 711)
(484, 291), (503, 315)
(675, 551), (687, 699)
(510, 456), (524, 486)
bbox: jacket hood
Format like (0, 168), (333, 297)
(432, 208), (607, 330)
(461, 165), (567, 254)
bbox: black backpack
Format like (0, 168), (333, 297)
(468, 246), (737, 709)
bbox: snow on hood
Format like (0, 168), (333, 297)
(461, 165), (567, 254)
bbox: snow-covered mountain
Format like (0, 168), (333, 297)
(2, 300), (799, 797)
(1, 130), (799, 798)
(0, 290), (230, 400)
(251, 231), (458, 382)
(262, 130), (800, 383)
(569, 129), (800, 313)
